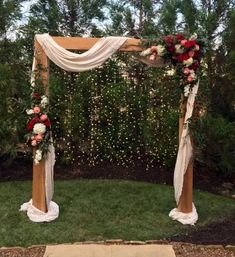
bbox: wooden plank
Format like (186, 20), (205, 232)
(32, 155), (47, 212)
(31, 39), (49, 213)
(51, 37), (142, 51)
(177, 97), (193, 213)
(177, 161), (193, 213)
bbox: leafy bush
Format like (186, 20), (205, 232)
(192, 114), (235, 176)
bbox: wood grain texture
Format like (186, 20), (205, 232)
(177, 96), (193, 213)
(32, 40), (49, 213)
(32, 154), (47, 212)
(51, 37), (142, 51)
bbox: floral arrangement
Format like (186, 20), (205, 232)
(140, 33), (204, 97)
(26, 90), (52, 164)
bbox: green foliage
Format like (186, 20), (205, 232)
(106, 0), (161, 36)
(0, 180), (235, 246)
(0, 0), (235, 177)
(0, 0), (22, 37)
(47, 56), (180, 167)
(0, 1), (29, 164)
(26, 0), (107, 36)
(192, 114), (235, 176)
(159, 0), (179, 34)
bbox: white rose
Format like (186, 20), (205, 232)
(34, 149), (42, 164)
(175, 44), (184, 54)
(184, 85), (191, 97)
(190, 33), (198, 40)
(35, 149), (42, 159)
(26, 109), (34, 115)
(156, 45), (165, 56)
(33, 123), (46, 134)
(140, 48), (152, 56)
(183, 57), (194, 67)
(166, 69), (176, 76)
(40, 95), (48, 107)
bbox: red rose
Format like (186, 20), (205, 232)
(177, 53), (190, 62)
(184, 40), (196, 49)
(43, 119), (51, 128)
(27, 117), (40, 131)
(176, 34), (184, 41)
(189, 60), (200, 71)
(164, 35), (174, 45)
(167, 45), (175, 53)
(31, 92), (41, 99)
(193, 51), (200, 59)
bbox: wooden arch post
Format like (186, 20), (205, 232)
(32, 39), (49, 212)
(177, 98), (193, 213)
(32, 36), (193, 215)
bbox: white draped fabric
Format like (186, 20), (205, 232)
(20, 200), (59, 223)
(173, 81), (199, 204)
(20, 142), (59, 222)
(169, 203), (198, 225)
(21, 34), (198, 225)
(169, 81), (199, 225)
(35, 34), (128, 72)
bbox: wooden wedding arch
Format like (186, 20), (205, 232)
(32, 36), (193, 216)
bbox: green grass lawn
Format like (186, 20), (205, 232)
(0, 179), (234, 247)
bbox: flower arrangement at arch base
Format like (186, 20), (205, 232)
(140, 33), (205, 97)
(25, 90), (52, 165)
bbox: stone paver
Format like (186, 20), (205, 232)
(43, 244), (176, 257)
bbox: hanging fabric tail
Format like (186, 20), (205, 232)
(169, 80), (200, 225)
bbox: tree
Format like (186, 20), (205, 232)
(0, 0), (29, 164)
(106, 0), (162, 37)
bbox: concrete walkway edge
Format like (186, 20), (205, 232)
(43, 244), (176, 257)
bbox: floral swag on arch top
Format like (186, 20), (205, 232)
(21, 33), (204, 225)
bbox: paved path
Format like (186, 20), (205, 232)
(43, 244), (176, 257)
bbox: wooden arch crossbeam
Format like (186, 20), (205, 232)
(33, 36), (193, 215)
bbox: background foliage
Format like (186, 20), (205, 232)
(0, 0), (235, 176)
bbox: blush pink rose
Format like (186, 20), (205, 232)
(195, 44), (200, 51)
(35, 134), (43, 141)
(181, 40), (187, 46)
(189, 51), (195, 57)
(184, 68), (190, 75)
(149, 53), (156, 61)
(187, 76), (193, 82)
(31, 140), (37, 146)
(150, 46), (157, 52)
(33, 106), (41, 114)
(40, 114), (48, 121)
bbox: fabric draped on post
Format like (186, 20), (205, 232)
(169, 203), (198, 225)
(169, 81), (199, 225)
(20, 143), (59, 222)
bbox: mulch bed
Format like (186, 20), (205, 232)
(170, 217), (235, 245)
(1, 157), (233, 195)
(172, 242), (235, 257)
